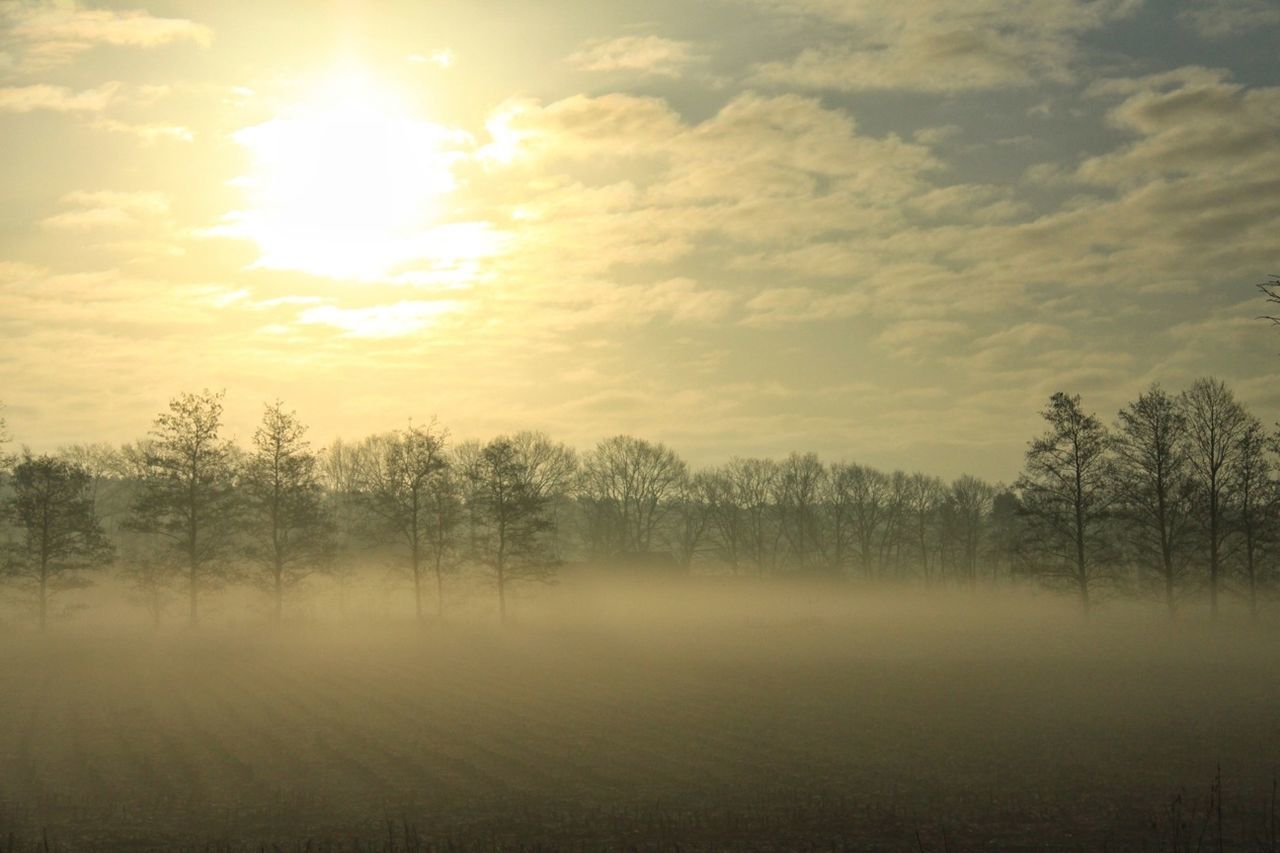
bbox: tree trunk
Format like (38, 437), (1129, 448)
(274, 562), (284, 623)
(412, 562), (422, 622)
(497, 562), (507, 625)
(38, 560), (48, 632)
(434, 558), (445, 621)
(189, 561), (199, 627)
(1208, 484), (1220, 620)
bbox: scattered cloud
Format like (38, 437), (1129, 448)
(566, 35), (699, 78)
(1, 3), (211, 71)
(40, 190), (171, 231)
(751, 0), (1140, 92)
(296, 300), (461, 338)
(0, 82), (119, 112)
(1178, 0), (1280, 38)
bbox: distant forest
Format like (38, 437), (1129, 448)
(0, 366), (1275, 629)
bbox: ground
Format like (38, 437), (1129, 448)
(0, 582), (1277, 851)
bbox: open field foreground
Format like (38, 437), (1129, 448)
(1, 584), (1279, 851)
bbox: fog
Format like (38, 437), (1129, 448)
(3, 575), (1278, 851)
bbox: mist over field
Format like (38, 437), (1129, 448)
(3, 579), (1280, 851)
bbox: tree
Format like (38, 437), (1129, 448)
(241, 402), (335, 621)
(1258, 275), (1280, 326)
(354, 422), (449, 621)
(950, 475), (995, 588)
(877, 471), (911, 577)
(823, 463), (857, 574)
(772, 452), (826, 572)
(904, 472), (945, 582)
(728, 457), (780, 575)
(116, 439), (179, 626)
(663, 471), (710, 570)
(1181, 378), (1248, 618)
(580, 435), (686, 558)
(697, 467), (745, 574)
(4, 453), (114, 628)
(128, 390), (240, 626)
(1016, 393), (1115, 611)
(464, 437), (558, 622)
(1110, 384), (1195, 615)
(1231, 417), (1275, 616)
(844, 463), (890, 577)
(507, 431), (578, 562)
(424, 459), (464, 619)
(0, 401), (11, 468)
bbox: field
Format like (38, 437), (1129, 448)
(1, 581), (1279, 851)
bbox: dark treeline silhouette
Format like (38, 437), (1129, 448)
(0, 375), (1276, 626)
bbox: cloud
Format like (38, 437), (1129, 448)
(742, 287), (869, 326)
(89, 117), (193, 143)
(750, 0), (1139, 92)
(40, 190), (171, 231)
(296, 301), (461, 338)
(0, 82), (119, 112)
(1178, 0), (1280, 39)
(875, 319), (968, 358)
(566, 36), (699, 78)
(406, 49), (453, 68)
(1, 3), (212, 70)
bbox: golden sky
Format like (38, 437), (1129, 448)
(2, 0), (1278, 479)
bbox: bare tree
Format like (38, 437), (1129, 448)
(128, 390), (240, 626)
(950, 475), (995, 588)
(1181, 378), (1248, 618)
(1257, 275), (1280, 325)
(508, 431), (578, 563)
(115, 440), (178, 626)
(728, 457), (780, 575)
(242, 402), (335, 621)
(463, 436), (559, 622)
(663, 471), (710, 570)
(773, 452), (826, 572)
(1231, 417), (1274, 616)
(1016, 393), (1115, 611)
(824, 463), (857, 574)
(580, 435), (686, 558)
(845, 464), (890, 577)
(0, 401), (10, 468)
(4, 452), (114, 629)
(904, 472), (946, 582)
(354, 422), (449, 621)
(1111, 384), (1195, 615)
(877, 471), (911, 576)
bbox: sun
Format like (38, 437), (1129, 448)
(226, 69), (466, 280)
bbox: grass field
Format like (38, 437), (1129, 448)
(1, 582), (1278, 851)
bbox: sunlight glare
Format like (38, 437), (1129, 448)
(228, 69), (467, 280)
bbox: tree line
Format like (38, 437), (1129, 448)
(0, 375), (1275, 627)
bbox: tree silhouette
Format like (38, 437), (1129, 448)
(463, 437), (558, 623)
(5, 452), (114, 629)
(242, 402), (335, 621)
(1230, 416), (1274, 617)
(581, 435), (686, 558)
(1016, 393), (1115, 611)
(1111, 384), (1195, 615)
(354, 422), (449, 621)
(128, 390), (240, 626)
(1181, 378), (1248, 619)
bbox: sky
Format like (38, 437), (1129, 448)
(1, 0), (1277, 482)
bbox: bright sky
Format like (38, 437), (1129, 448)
(1, 0), (1277, 481)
